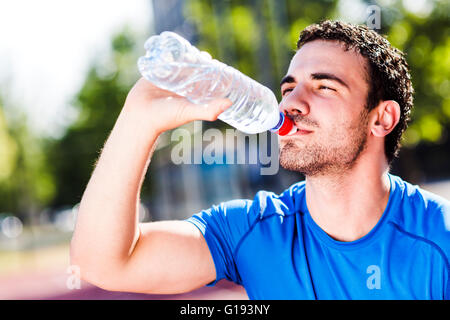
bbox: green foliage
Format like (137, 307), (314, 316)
(0, 103), (55, 222)
(0, 106), (18, 183)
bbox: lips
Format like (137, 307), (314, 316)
(294, 128), (313, 135)
(291, 125), (313, 135)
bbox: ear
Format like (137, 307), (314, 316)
(370, 100), (400, 138)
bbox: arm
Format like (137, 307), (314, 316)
(70, 78), (232, 294)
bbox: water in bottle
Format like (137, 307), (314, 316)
(137, 31), (295, 135)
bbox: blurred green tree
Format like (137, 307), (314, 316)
(0, 100), (55, 223)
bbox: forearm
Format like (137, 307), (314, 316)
(70, 103), (160, 274)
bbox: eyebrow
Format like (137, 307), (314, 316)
(311, 72), (349, 89)
(279, 72), (350, 89)
(279, 75), (296, 87)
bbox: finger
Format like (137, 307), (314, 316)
(189, 98), (233, 122)
(134, 77), (182, 99)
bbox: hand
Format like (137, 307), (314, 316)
(123, 77), (233, 134)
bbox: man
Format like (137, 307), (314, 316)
(70, 20), (450, 299)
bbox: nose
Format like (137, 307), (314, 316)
(279, 85), (310, 117)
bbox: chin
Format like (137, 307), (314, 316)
(279, 144), (334, 176)
(279, 148), (308, 174)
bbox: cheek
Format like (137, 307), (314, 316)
(309, 95), (346, 121)
(313, 105), (345, 129)
(320, 113), (355, 142)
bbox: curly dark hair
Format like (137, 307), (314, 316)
(297, 20), (414, 165)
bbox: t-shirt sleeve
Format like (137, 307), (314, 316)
(185, 199), (257, 286)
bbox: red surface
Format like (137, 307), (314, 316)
(0, 269), (248, 300)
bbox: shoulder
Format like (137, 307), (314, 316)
(191, 180), (305, 231)
(250, 180), (306, 220)
(389, 174), (450, 260)
(390, 174), (450, 227)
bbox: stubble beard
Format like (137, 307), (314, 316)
(279, 109), (369, 177)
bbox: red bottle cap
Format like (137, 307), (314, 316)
(276, 116), (295, 136)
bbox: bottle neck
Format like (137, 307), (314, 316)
(270, 112), (285, 131)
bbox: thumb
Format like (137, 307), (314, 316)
(190, 98), (233, 122)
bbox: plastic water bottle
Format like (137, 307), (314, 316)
(137, 31), (295, 135)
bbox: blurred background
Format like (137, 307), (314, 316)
(0, 0), (449, 299)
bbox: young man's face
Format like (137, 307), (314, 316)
(278, 39), (372, 176)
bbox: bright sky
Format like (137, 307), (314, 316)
(0, 0), (152, 138)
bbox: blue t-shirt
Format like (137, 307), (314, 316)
(186, 173), (450, 299)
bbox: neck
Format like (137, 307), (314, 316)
(305, 157), (391, 242)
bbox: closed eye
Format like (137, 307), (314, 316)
(281, 88), (294, 96)
(319, 85), (336, 91)
(282, 85), (336, 96)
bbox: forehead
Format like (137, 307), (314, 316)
(287, 40), (368, 86)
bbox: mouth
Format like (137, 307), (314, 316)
(291, 125), (313, 136)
